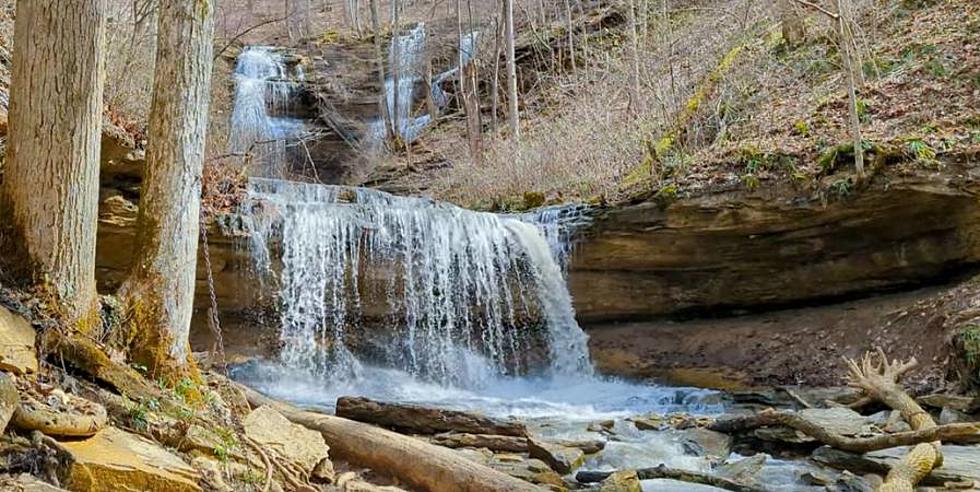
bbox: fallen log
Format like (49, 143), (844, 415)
(432, 432), (529, 452)
(708, 409), (980, 452)
(336, 396), (528, 436)
(240, 386), (540, 492)
(845, 349), (942, 491)
(576, 464), (771, 492)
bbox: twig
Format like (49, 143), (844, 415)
(790, 0), (839, 19)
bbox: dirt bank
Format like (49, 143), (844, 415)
(586, 275), (980, 392)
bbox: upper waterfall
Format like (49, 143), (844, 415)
(229, 46), (307, 176)
(243, 178), (593, 388)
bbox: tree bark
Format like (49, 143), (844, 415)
(124, 0), (215, 380)
(241, 389), (539, 492)
(1, 0), (107, 329)
(504, 0), (520, 140)
(779, 0), (804, 47)
(336, 396), (528, 436)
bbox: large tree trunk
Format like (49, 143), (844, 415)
(1, 0), (107, 329)
(124, 0), (215, 380)
(504, 0), (520, 140)
(336, 396), (528, 436)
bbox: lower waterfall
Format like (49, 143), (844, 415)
(242, 178), (593, 388)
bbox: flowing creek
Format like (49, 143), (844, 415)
(226, 40), (832, 491)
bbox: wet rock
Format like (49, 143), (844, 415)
(587, 419), (615, 433)
(812, 445), (980, 486)
(716, 453), (767, 483)
(940, 406), (976, 425)
(0, 306), (38, 375)
(485, 454), (566, 490)
(598, 470), (641, 492)
(834, 471), (876, 492)
(630, 415), (663, 431)
(528, 438), (586, 475)
(674, 428), (732, 458)
(554, 438), (606, 454)
(243, 405), (330, 477)
(59, 427), (202, 492)
(799, 470), (834, 486)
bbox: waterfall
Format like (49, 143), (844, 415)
(370, 25), (482, 144)
(229, 46), (306, 176)
(243, 178), (593, 387)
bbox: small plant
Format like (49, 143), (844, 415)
(128, 400), (151, 431)
(655, 183), (679, 199)
(214, 444), (230, 462)
(793, 120), (811, 137)
(741, 174), (760, 190)
(905, 138), (937, 163)
(831, 178), (851, 196)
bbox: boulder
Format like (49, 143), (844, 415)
(752, 407), (873, 445)
(59, 427), (201, 492)
(243, 405), (331, 476)
(527, 438), (586, 475)
(715, 453), (767, 483)
(598, 470), (642, 492)
(0, 306), (37, 375)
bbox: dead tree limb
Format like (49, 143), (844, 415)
(708, 409), (980, 452)
(845, 349), (942, 491)
(576, 464), (771, 492)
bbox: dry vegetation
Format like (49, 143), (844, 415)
(373, 0), (980, 209)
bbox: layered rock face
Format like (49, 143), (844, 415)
(570, 167), (980, 321)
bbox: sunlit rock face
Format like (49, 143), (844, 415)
(570, 165), (980, 321)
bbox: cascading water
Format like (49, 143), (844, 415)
(243, 178), (593, 387)
(369, 25), (482, 144)
(229, 46), (307, 176)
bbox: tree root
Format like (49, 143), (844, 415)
(708, 408), (979, 452)
(576, 464), (771, 492)
(844, 348), (942, 491)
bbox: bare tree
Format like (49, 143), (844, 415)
(627, 0), (644, 114)
(1, 0), (107, 328)
(504, 0), (520, 140)
(836, 0), (864, 175)
(123, 0), (215, 380)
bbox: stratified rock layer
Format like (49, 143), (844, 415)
(571, 168), (980, 321)
(59, 427), (201, 492)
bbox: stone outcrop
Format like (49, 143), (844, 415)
(0, 305), (38, 375)
(59, 427), (201, 492)
(527, 438), (585, 475)
(243, 405), (331, 478)
(570, 166), (980, 321)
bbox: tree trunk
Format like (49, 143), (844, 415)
(124, 0), (215, 380)
(836, 0), (864, 176)
(779, 0), (804, 48)
(369, 0), (393, 141)
(0, 0), (107, 329)
(627, 0), (643, 115)
(504, 0), (520, 140)
(336, 396), (528, 436)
